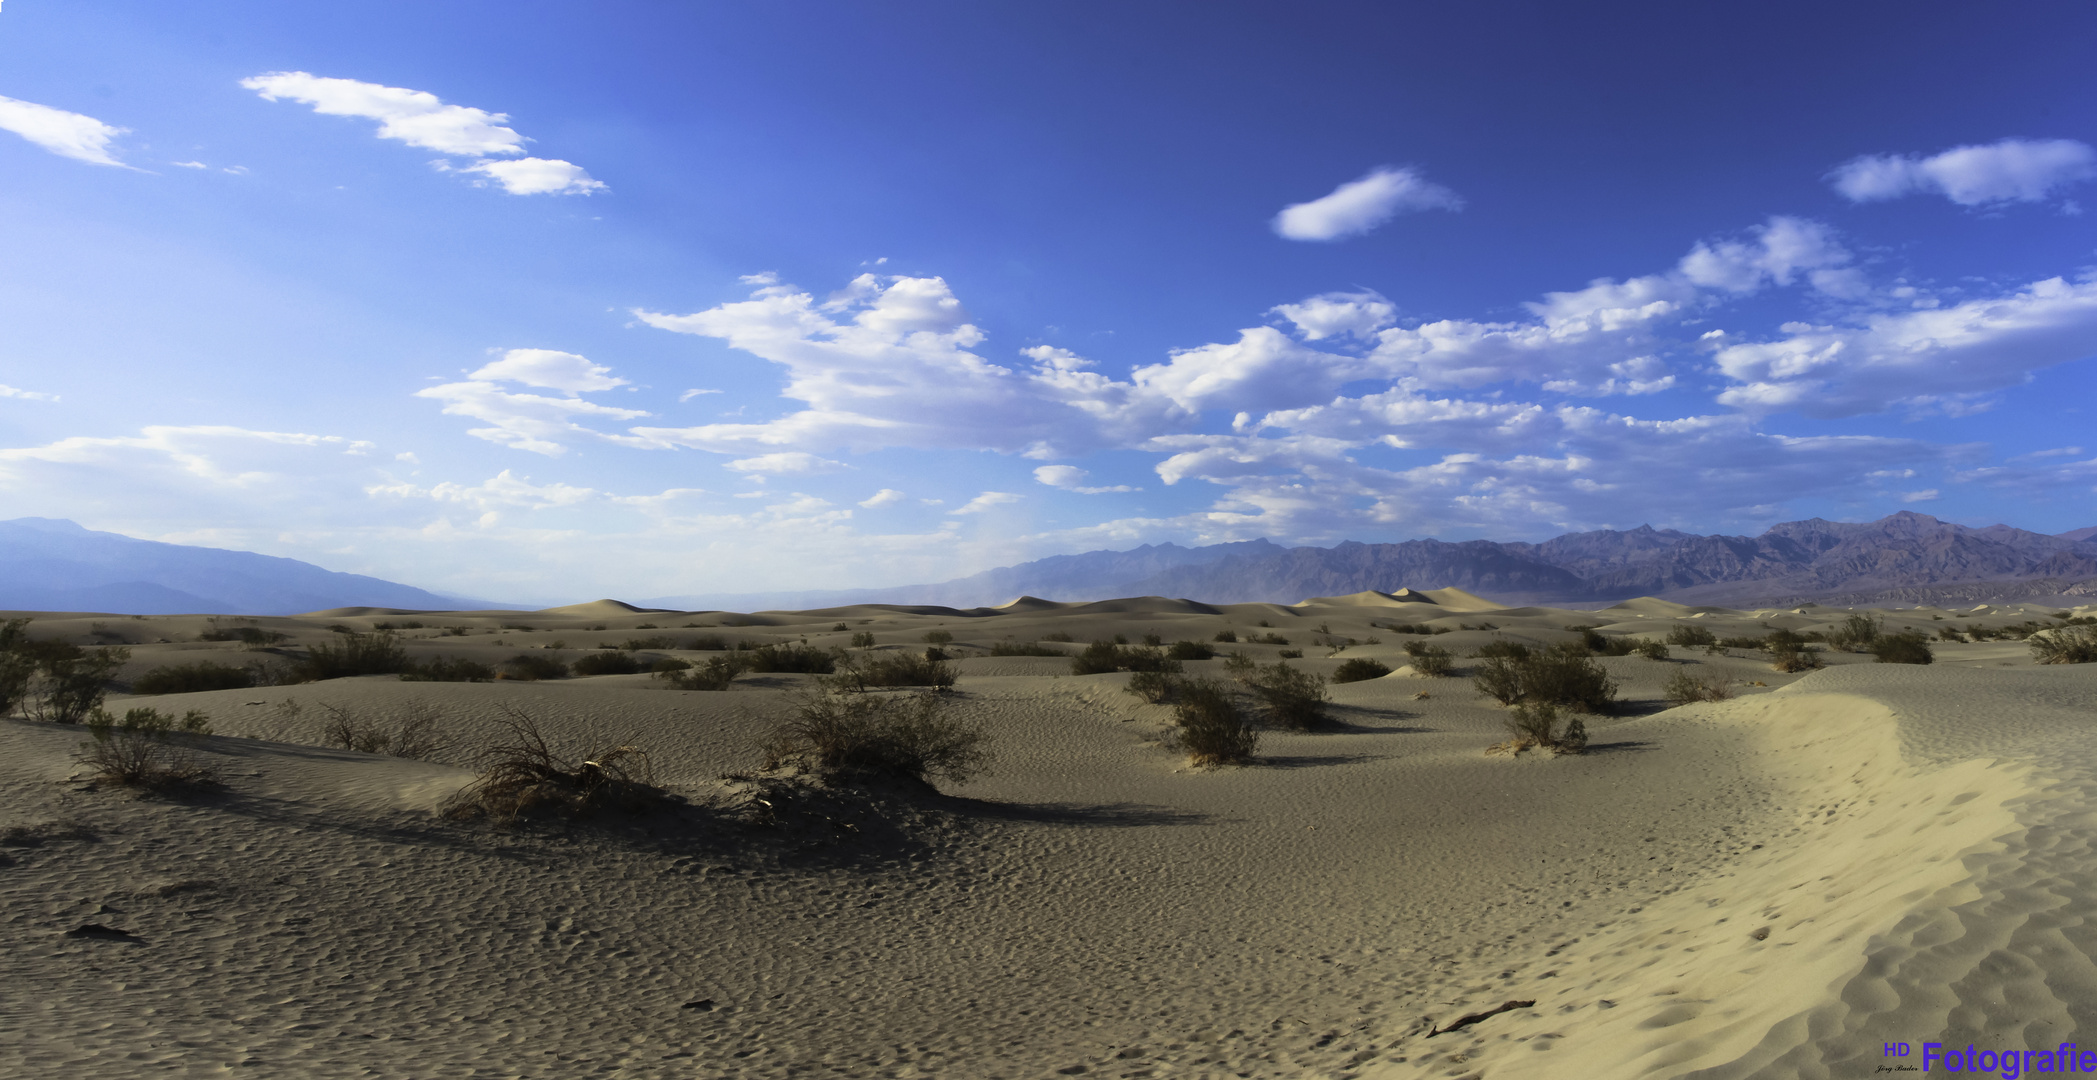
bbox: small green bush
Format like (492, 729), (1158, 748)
(660, 654), (746, 690)
(989, 640), (1064, 657)
(1473, 656), (1524, 705)
(1403, 641), (1454, 676)
(1171, 680), (1257, 765)
(2032, 625), (2097, 664)
(850, 631), (878, 648)
(573, 651), (645, 676)
(621, 635), (678, 651)
(1276, 648), (1304, 659)
(1523, 647), (1618, 711)
(744, 644), (838, 675)
(21, 642), (131, 724)
(1222, 651), (1256, 679)
(499, 653), (570, 681)
(1827, 614), (1882, 653)
(1498, 701), (1587, 755)
(1665, 625), (1718, 648)
(1472, 639), (1531, 660)
(922, 629), (954, 645)
(685, 634), (731, 651)
(1663, 669), (1734, 705)
(1071, 640), (1123, 675)
(297, 632), (407, 681)
(1043, 631), (1075, 643)
(1249, 632), (1290, 646)
(133, 661), (254, 695)
(1870, 632), (1934, 665)
(1635, 640), (1671, 661)
(1247, 662), (1329, 730)
(1125, 668), (1183, 704)
(1331, 658), (1392, 683)
(1212, 629), (1238, 643)
(1166, 640), (1216, 661)
(79, 706), (215, 788)
(399, 656), (496, 682)
(834, 652), (956, 690)
(762, 691), (988, 789)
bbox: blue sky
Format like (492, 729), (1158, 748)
(3, 1), (2096, 603)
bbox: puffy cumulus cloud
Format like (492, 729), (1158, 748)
(858, 488), (906, 508)
(632, 274), (1169, 458)
(468, 349), (627, 393)
(949, 491), (1021, 515)
(243, 72), (603, 195)
(0, 94), (129, 167)
(724, 452), (848, 475)
(1272, 166), (1463, 241)
(0, 383), (57, 401)
(1032, 465), (1136, 494)
(1712, 275), (2097, 417)
(1271, 291), (1398, 341)
(1829, 138), (2096, 206)
(449, 156), (604, 196)
(416, 351), (649, 455)
(1674, 216), (1863, 298)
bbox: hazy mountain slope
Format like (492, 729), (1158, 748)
(1119, 539), (1592, 605)
(0, 518), (479, 615)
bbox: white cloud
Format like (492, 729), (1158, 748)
(453, 156), (604, 196)
(242, 72), (602, 195)
(724, 452), (847, 475)
(468, 349), (627, 393)
(171, 160), (208, 169)
(949, 491), (1021, 515)
(1712, 274), (2097, 417)
(1272, 166), (1462, 241)
(372, 469), (598, 510)
(416, 350), (648, 455)
(0, 384), (57, 401)
(1033, 465), (1136, 494)
(859, 488), (906, 508)
(1271, 291), (1398, 340)
(241, 72), (528, 156)
(679, 388), (723, 402)
(1829, 138), (2097, 206)
(0, 94), (129, 167)
(1900, 489), (1941, 503)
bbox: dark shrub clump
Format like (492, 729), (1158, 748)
(79, 706), (216, 789)
(1331, 658), (1392, 683)
(2032, 625), (2097, 665)
(762, 691), (988, 790)
(1870, 632), (1934, 665)
(1166, 640), (1216, 661)
(1472, 645), (1617, 713)
(1246, 661), (1329, 730)
(1665, 625), (1718, 648)
(834, 652), (956, 691)
(297, 632), (407, 681)
(659, 654), (746, 690)
(572, 651), (645, 676)
(1403, 641), (1454, 677)
(133, 661), (254, 695)
(1171, 680), (1257, 765)
(399, 656), (496, 682)
(499, 653), (570, 681)
(1663, 669), (1734, 705)
(744, 643), (838, 675)
(443, 709), (670, 822)
(989, 640), (1065, 657)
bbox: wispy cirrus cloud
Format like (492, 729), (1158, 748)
(0, 383), (58, 402)
(0, 94), (130, 167)
(242, 72), (604, 195)
(415, 349), (648, 455)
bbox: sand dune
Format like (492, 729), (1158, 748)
(3, 595), (2094, 1076)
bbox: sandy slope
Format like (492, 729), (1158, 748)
(1, 594), (2092, 1077)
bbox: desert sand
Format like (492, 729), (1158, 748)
(3, 590), (2094, 1078)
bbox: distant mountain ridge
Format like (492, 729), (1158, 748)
(653, 512), (2097, 611)
(0, 518), (486, 615)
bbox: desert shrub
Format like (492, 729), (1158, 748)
(621, 635), (677, 651)
(1473, 656), (1525, 705)
(1246, 662), (1329, 730)
(744, 643), (838, 675)
(850, 631), (878, 648)
(133, 661), (254, 695)
(1276, 648), (1304, 659)
(1663, 669), (1735, 705)
(296, 631), (407, 681)
(1665, 625), (1718, 648)
(1043, 631), (1075, 642)
(1770, 644), (1824, 672)
(572, 651), (645, 676)
(832, 622), (850, 632)
(1497, 701), (1587, 756)
(659, 654), (746, 690)
(1938, 626), (1968, 642)
(649, 657), (692, 674)
(1331, 658), (1392, 683)
(922, 629), (954, 645)
(1222, 651), (1256, 679)
(1249, 632), (1290, 646)
(1071, 640), (1124, 675)
(1635, 640), (1671, 661)
(498, 653), (570, 681)
(200, 623), (287, 646)
(683, 634), (731, 651)
(79, 706), (216, 789)
(1717, 634), (1765, 649)
(1523, 647), (1618, 711)
(1472, 639), (1532, 660)
(2032, 625), (2097, 665)
(320, 702), (444, 760)
(0, 619), (35, 715)
(1212, 629), (1238, 643)
(1166, 640), (1216, 661)
(762, 691), (988, 789)
(443, 709), (669, 822)
(1870, 632), (1934, 665)
(399, 656), (496, 682)
(1826, 614), (1882, 652)
(1171, 680), (1257, 765)
(834, 651), (956, 690)
(1403, 641), (1455, 676)
(22, 644), (131, 724)
(989, 640), (1062, 657)
(1121, 646), (1183, 674)
(1763, 628), (1809, 652)
(1125, 668), (1183, 704)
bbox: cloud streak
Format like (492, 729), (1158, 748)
(1829, 138), (2096, 207)
(1272, 166), (1462, 241)
(0, 94), (129, 167)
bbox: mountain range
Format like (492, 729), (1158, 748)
(0, 518), (480, 615)
(646, 512), (2097, 611)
